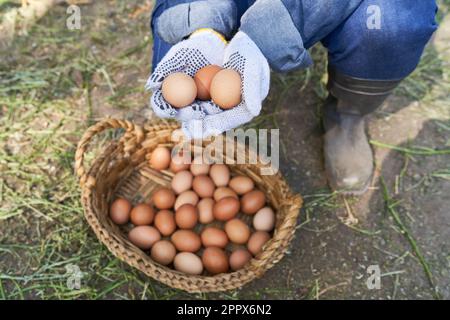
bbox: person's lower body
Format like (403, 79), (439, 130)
(319, 0), (438, 194)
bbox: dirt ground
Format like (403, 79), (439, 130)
(0, 1), (449, 300)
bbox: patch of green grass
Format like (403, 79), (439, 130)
(244, 44), (327, 133)
(306, 279), (320, 300)
(395, 3), (450, 119)
(380, 177), (441, 300)
(431, 168), (450, 180)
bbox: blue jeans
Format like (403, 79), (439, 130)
(151, 0), (437, 80)
(151, 0), (254, 71)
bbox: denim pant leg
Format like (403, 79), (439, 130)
(150, 0), (256, 72)
(322, 0), (438, 80)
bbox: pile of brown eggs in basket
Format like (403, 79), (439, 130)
(109, 147), (275, 275)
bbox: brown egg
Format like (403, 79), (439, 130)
(174, 252), (203, 275)
(171, 170), (193, 194)
(130, 203), (154, 226)
(150, 147), (171, 170)
(154, 210), (176, 236)
(175, 204), (198, 229)
(241, 190), (266, 215)
(225, 219), (251, 244)
(152, 187), (176, 210)
(192, 175), (215, 198)
(171, 230), (201, 252)
(128, 226), (161, 250)
(213, 196), (240, 221)
(170, 151), (191, 173)
(247, 231), (271, 255)
(109, 198), (131, 225)
(174, 190), (199, 210)
(202, 247), (229, 275)
(229, 249), (252, 271)
(190, 156), (210, 176)
(209, 164), (230, 187)
(201, 227), (229, 248)
(151, 240), (176, 265)
(229, 175), (255, 195)
(253, 207), (275, 231)
(210, 69), (242, 109)
(194, 65), (222, 100)
(162, 72), (197, 108)
(213, 187), (238, 201)
(197, 198), (215, 224)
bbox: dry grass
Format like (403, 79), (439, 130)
(0, 0), (449, 299)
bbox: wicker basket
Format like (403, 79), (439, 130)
(75, 118), (302, 293)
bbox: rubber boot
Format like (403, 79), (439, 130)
(324, 66), (401, 194)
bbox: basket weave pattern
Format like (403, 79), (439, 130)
(75, 118), (302, 293)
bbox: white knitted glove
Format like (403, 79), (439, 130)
(145, 29), (227, 121)
(182, 31), (270, 139)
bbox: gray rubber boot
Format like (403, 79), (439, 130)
(324, 67), (401, 195)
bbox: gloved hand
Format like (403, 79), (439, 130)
(182, 31), (270, 139)
(145, 29), (227, 121)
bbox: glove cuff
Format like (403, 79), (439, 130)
(225, 31), (271, 115)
